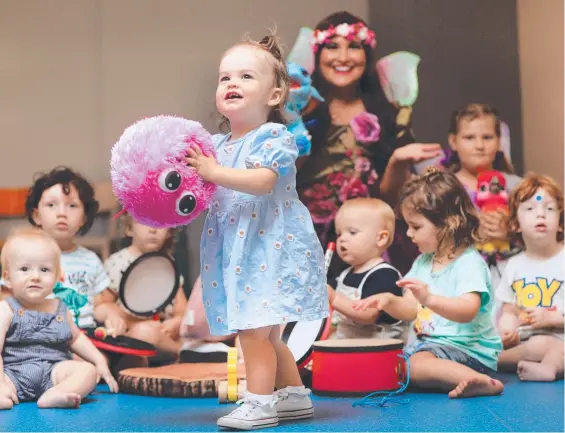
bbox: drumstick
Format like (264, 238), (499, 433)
(324, 242), (335, 274)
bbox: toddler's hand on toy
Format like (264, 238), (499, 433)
(96, 362), (119, 393)
(352, 293), (391, 311)
(185, 146), (218, 182)
(479, 209), (508, 240)
(392, 143), (443, 165)
(104, 314), (127, 338)
(526, 307), (554, 329)
(397, 279), (430, 306)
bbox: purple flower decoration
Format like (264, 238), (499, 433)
(350, 112), (381, 144)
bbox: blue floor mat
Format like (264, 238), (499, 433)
(1, 374), (562, 432)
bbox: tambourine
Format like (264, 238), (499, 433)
(119, 251), (180, 318)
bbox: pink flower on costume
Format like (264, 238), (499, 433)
(302, 183), (337, 224)
(327, 172), (346, 187)
(339, 176), (370, 203)
(350, 112), (381, 144)
(303, 183), (332, 201)
(354, 157), (371, 173)
(309, 200), (338, 224)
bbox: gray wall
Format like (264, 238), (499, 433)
(369, 0), (524, 173)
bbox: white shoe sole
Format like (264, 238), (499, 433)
(217, 416), (279, 430)
(278, 406), (314, 421)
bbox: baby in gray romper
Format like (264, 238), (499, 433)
(0, 228), (118, 409)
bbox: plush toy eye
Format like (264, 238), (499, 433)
(479, 184), (488, 192)
(158, 169), (181, 192)
(301, 68), (308, 77)
(176, 191), (197, 216)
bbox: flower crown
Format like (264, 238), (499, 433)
(312, 22), (377, 53)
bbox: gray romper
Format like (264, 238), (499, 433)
(2, 297), (73, 401)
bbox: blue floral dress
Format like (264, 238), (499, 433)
(200, 122), (329, 336)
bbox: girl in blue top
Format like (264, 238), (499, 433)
(185, 35), (328, 430)
(355, 168), (503, 398)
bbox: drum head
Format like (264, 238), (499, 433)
(282, 318), (327, 367)
(119, 252), (179, 317)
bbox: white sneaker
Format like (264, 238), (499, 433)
(217, 395), (279, 430)
(275, 387), (314, 421)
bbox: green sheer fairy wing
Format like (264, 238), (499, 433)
(376, 51), (421, 107)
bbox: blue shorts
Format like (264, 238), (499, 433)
(405, 340), (494, 375)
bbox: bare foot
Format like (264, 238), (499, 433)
(37, 388), (81, 409)
(448, 375), (504, 398)
(517, 361), (557, 382)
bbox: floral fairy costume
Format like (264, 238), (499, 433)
(201, 122), (329, 336)
(297, 107), (418, 275)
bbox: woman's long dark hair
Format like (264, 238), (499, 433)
(303, 11), (400, 173)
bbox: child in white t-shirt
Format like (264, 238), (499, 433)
(497, 174), (564, 381)
(25, 167), (125, 334)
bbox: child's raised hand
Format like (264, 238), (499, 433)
(96, 362), (119, 393)
(185, 146), (219, 182)
(392, 143), (443, 165)
(397, 279), (430, 305)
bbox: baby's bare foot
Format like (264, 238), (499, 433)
(448, 375), (504, 398)
(37, 388), (81, 409)
(517, 361), (557, 382)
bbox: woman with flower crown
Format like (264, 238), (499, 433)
(296, 11), (442, 276)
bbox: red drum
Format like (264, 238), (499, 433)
(312, 338), (405, 396)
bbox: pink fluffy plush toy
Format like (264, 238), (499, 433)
(110, 115), (217, 228)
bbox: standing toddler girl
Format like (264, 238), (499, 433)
(186, 34), (328, 430)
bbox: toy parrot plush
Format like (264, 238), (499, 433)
(475, 170), (511, 254)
